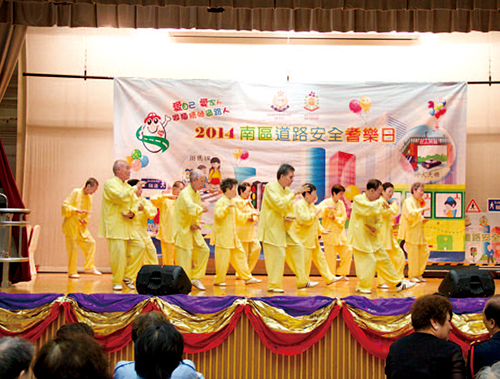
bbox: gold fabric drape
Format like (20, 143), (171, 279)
(0, 23), (25, 104)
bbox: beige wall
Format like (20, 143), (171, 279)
(21, 27), (500, 272)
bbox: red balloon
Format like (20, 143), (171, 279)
(240, 150), (249, 160)
(349, 99), (362, 114)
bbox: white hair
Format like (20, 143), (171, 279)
(477, 361), (500, 379)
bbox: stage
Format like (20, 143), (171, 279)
(0, 273), (498, 379)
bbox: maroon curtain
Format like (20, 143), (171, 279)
(0, 137), (30, 283)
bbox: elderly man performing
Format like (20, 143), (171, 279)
(172, 169), (210, 291)
(347, 179), (415, 294)
(99, 160), (145, 291)
(151, 181), (185, 265)
(257, 163), (318, 293)
(398, 182), (430, 284)
(62, 177), (101, 279)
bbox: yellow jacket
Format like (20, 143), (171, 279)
(98, 176), (139, 240)
(62, 188), (92, 238)
(171, 185), (205, 249)
(318, 197), (348, 245)
(150, 194), (176, 243)
(398, 196), (427, 245)
(291, 198), (322, 249)
(347, 193), (383, 253)
(379, 198), (399, 250)
(132, 195), (158, 240)
(257, 181), (299, 247)
(211, 195), (250, 248)
(234, 196), (258, 242)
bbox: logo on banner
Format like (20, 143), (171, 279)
(136, 112), (170, 154)
(271, 91), (290, 112)
(304, 91), (320, 112)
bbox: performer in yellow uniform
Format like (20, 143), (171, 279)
(62, 177), (101, 278)
(98, 160), (145, 291)
(128, 179), (159, 266)
(377, 182), (405, 288)
(151, 181), (185, 265)
(318, 184), (352, 281)
(234, 182), (261, 274)
(347, 179), (415, 294)
(211, 178), (262, 286)
(398, 182), (430, 283)
(291, 183), (338, 285)
(172, 169), (210, 291)
(257, 163), (318, 293)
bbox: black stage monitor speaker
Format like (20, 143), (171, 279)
(438, 269), (495, 298)
(136, 265), (192, 296)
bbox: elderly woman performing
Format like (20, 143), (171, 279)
(385, 294), (465, 379)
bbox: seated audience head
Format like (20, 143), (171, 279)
(131, 311), (168, 342)
(134, 321), (184, 379)
(56, 322), (94, 339)
(0, 336), (35, 379)
(476, 361), (500, 379)
(411, 293), (453, 341)
(483, 295), (500, 337)
(33, 335), (111, 379)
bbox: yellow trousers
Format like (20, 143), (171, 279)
(160, 241), (175, 265)
(107, 238), (145, 285)
(263, 236), (308, 291)
(304, 246), (335, 283)
(241, 240), (261, 272)
(323, 243), (352, 277)
(378, 245), (406, 285)
(175, 243), (209, 280)
(141, 236), (159, 266)
(214, 246), (252, 284)
(353, 247), (401, 292)
(65, 233), (96, 275)
(407, 242), (430, 278)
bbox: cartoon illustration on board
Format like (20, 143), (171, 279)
(136, 112), (170, 154)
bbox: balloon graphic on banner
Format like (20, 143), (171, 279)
(233, 148), (242, 159)
(240, 150), (249, 160)
(360, 96), (372, 112)
(131, 149), (142, 160)
(349, 99), (362, 114)
(125, 156), (133, 165)
(140, 155), (149, 168)
(344, 185), (360, 201)
(131, 159), (142, 171)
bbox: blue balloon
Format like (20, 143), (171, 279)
(429, 109), (435, 116)
(140, 155), (149, 168)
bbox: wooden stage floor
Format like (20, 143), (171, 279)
(3, 272), (500, 298)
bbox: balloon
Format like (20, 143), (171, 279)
(125, 156), (133, 165)
(233, 148), (242, 159)
(349, 99), (362, 114)
(240, 150), (249, 160)
(344, 185), (360, 201)
(131, 159), (142, 171)
(429, 108), (435, 116)
(131, 149), (142, 160)
(360, 96), (372, 112)
(140, 155), (149, 168)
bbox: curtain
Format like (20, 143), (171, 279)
(2, 1), (500, 32)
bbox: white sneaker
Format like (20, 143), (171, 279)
(326, 276), (343, 285)
(377, 284), (389, 289)
(112, 284), (123, 291)
(298, 281), (319, 289)
(410, 277), (421, 283)
(68, 274), (80, 279)
(418, 275), (427, 282)
(214, 282), (226, 287)
(85, 269), (102, 275)
(191, 279), (206, 291)
(245, 278), (262, 285)
(267, 288), (285, 293)
(341, 276), (349, 281)
(397, 280), (416, 292)
(123, 278), (135, 290)
(356, 288), (372, 294)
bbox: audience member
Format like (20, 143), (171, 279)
(468, 295), (500, 378)
(0, 336), (35, 379)
(33, 334), (111, 379)
(385, 293), (466, 379)
(476, 361), (500, 379)
(56, 322), (94, 339)
(114, 311), (204, 379)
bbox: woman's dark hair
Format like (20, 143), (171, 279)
(135, 321), (184, 379)
(411, 294), (453, 331)
(238, 182), (251, 195)
(331, 184), (345, 195)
